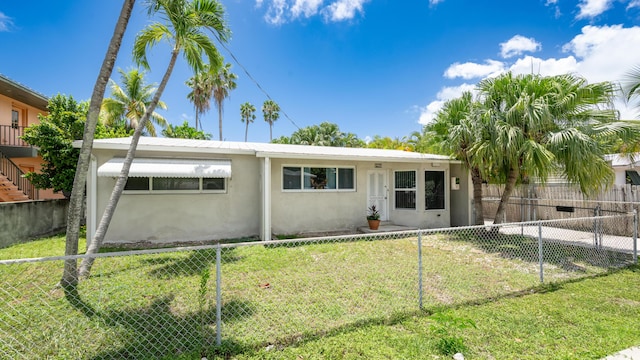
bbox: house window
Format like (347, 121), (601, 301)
(626, 170), (640, 185)
(282, 166), (355, 191)
(124, 177), (226, 192)
(11, 110), (19, 129)
(394, 170), (416, 209)
(425, 171), (445, 210)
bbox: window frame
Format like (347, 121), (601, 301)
(394, 170), (417, 210)
(281, 165), (356, 192)
(123, 176), (227, 194)
(424, 170), (446, 210)
(11, 109), (19, 129)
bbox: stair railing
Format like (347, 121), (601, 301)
(0, 150), (38, 200)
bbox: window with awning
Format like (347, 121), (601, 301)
(98, 158), (231, 193)
(97, 158), (232, 178)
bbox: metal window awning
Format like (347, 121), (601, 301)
(97, 158), (231, 178)
(627, 170), (640, 185)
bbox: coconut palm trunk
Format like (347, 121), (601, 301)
(493, 164), (520, 225)
(61, 0), (135, 288)
(471, 167), (484, 225)
(79, 49), (179, 278)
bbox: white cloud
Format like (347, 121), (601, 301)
(576, 0), (614, 19)
(563, 25), (640, 83)
(256, 0), (369, 24)
(628, 0), (640, 9)
(508, 55), (579, 76)
(0, 12), (14, 32)
(322, 0), (369, 22)
(500, 35), (541, 58)
(291, 0), (323, 18)
(418, 83), (476, 125)
(444, 60), (505, 80)
(261, 0), (288, 25)
(429, 0), (445, 5)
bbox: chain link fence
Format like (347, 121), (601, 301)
(1, 214), (637, 359)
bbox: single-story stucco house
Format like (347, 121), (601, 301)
(80, 137), (473, 246)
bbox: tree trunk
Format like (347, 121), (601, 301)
(61, 0), (135, 288)
(218, 106), (223, 141)
(493, 164), (520, 225)
(244, 121), (248, 142)
(195, 110), (199, 131)
(471, 166), (484, 225)
(269, 123), (273, 142)
(79, 49), (179, 278)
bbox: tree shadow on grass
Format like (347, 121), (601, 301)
(145, 248), (242, 279)
(62, 286), (254, 359)
(441, 229), (634, 273)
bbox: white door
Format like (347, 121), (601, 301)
(367, 170), (389, 221)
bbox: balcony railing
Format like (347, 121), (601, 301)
(0, 150), (38, 200)
(0, 125), (29, 147)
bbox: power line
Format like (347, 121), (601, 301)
(213, 33), (301, 131)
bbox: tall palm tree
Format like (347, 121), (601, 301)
(101, 68), (168, 136)
(262, 99), (280, 142)
(427, 91), (485, 225)
(186, 65), (213, 130)
(62, 0), (136, 287)
(79, 0), (229, 277)
(212, 62), (237, 140)
(475, 72), (636, 224)
(240, 101), (256, 142)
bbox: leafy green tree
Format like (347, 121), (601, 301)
(272, 121), (365, 147)
(186, 65), (213, 130)
(262, 99), (280, 141)
(79, 0), (229, 277)
(475, 72), (638, 224)
(162, 120), (211, 139)
(212, 62), (237, 140)
(101, 68), (168, 136)
(240, 102), (256, 142)
(22, 94), (131, 194)
(366, 135), (413, 151)
(62, 0), (135, 287)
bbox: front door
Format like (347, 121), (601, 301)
(367, 170), (389, 221)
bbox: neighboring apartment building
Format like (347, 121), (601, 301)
(0, 73), (64, 202)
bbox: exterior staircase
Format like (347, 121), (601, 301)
(0, 150), (37, 202)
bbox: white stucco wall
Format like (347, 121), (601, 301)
(269, 159), (454, 235)
(92, 150), (261, 245)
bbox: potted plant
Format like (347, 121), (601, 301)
(367, 205), (381, 230)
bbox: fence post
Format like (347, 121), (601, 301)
(593, 205), (599, 248)
(538, 222), (544, 283)
(634, 209), (638, 264)
(216, 243), (222, 346)
(418, 230), (423, 310)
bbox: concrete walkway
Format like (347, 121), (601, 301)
(603, 346), (640, 359)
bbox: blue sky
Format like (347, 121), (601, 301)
(1, 0), (640, 143)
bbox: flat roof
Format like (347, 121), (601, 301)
(81, 137), (458, 163)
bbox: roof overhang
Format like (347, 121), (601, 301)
(0, 74), (48, 111)
(97, 158), (232, 178)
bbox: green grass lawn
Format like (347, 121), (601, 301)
(0, 232), (638, 359)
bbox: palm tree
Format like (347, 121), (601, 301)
(240, 102), (256, 142)
(62, 0), (136, 288)
(101, 68), (168, 136)
(262, 99), (280, 141)
(79, 0), (229, 277)
(186, 65), (213, 130)
(476, 72), (636, 224)
(212, 62), (237, 140)
(427, 91), (485, 225)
